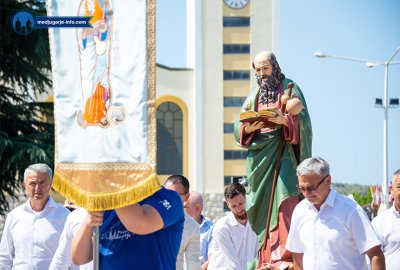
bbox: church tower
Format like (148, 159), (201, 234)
(157, 0), (279, 219)
(188, 0), (279, 189)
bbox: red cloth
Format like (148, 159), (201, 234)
(257, 196), (300, 270)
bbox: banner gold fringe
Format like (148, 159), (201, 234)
(52, 172), (161, 211)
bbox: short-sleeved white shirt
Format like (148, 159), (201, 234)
(371, 205), (400, 270)
(286, 189), (381, 270)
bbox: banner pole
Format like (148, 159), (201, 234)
(93, 226), (100, 270)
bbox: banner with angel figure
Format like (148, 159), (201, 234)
(48, 0), (159, 210)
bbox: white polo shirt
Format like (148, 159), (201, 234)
(371, 205), (400, 270)
(286, 189), (381, 270)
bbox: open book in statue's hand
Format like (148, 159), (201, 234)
(239, 107), (279, 124)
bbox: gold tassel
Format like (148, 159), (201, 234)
(52, 172), (161, 211)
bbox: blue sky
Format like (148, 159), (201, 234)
(156, 0), (400, 186)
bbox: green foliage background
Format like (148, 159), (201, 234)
(333, 183), (372, 206)
(0, 0), (54, 216)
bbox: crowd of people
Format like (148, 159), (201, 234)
(0, 161), (399, 270)
(0, 51), (399, 270)
(0, 162), (255, 269)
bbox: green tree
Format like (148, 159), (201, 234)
(0, 0), (54, 216)
(353, 188), (373, 207)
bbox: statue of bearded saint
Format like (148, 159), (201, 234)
(76, 0), (112, 129)
(253, 52), (303, 118)
(235, 51), (312, 270)
(255, 53), (285, 105)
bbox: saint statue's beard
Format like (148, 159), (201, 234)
(233, 211), (248, 221)
(257, 74), (280, 104)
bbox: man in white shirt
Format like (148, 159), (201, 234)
(185, 191), (214, 269)
(0, 163), (69, 269)
(372, 169), (400, 270)
(286, 157), (385, 270)
(208, 182), (258, 270)
(165, 175), (201, 270)
(49, 205), (93, 270)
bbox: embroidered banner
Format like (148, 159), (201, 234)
(48, 0), (159, 211)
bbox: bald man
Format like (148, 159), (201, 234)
(234, 51), (312, 269)
(185, 191), (213, 269)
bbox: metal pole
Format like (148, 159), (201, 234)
(93, 226), (99, 270)
(382, 63), (390, 210)
(381, 46), (400, 210)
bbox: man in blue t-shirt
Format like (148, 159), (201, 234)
(71, 187), (184, 270)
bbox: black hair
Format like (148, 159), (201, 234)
(224, 182), (246, 200)
(165, 174), (190, 193)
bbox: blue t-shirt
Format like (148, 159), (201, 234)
(99, 187), (184, 270)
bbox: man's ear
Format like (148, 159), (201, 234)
(326, 175), (332, 186)
(184, 192), (190, 202)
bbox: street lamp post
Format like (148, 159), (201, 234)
(315, 47), (400, 210)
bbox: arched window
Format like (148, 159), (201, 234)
(156, 102), (183, 174)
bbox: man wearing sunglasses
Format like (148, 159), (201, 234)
(286, 157), (385, 270)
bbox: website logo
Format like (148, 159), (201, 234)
(12, 11), (92, 35)
(12, 11), (34, 35)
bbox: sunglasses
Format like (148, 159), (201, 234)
(297, 175), (329, 193)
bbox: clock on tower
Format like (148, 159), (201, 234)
(223, 0), (250, 9)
